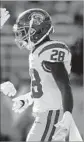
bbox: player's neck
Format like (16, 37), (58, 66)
(32, 36), (51, 53)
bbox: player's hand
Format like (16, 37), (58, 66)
(0, 81), (17, 97)
(12, 92), (33, 113)
(0, 8), (10, 29)
(52, 111), (72, 141)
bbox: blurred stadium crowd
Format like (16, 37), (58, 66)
(0, 1), (83, 141)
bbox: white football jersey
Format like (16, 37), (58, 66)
(29, 41), (71, 113)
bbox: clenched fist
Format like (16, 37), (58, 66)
(0, 81), (17, 97)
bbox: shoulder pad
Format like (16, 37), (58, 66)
(38, 41), (71, 62)
(38, 41), (69, 56)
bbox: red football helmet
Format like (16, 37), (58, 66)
(13, 8), (54, 50)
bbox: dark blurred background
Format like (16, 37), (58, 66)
(0, 1), (83, 141)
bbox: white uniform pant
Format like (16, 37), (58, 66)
(26, 110), (60, 141)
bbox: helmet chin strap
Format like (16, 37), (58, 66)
(26, 17), (35, 51)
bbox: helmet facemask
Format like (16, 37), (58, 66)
(13, 20), (35, 50)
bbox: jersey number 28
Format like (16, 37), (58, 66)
(51, 49), (65, 61)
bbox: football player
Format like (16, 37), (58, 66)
(1, 8), (82, 141)
(12, 8), (75, 141)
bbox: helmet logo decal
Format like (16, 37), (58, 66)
(31, 13), (44, 25)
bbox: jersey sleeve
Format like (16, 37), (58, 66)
(38, 41), (71, 63)
(39, 41), (72, 74)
